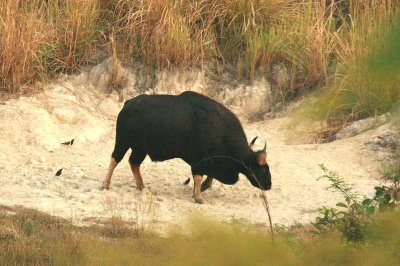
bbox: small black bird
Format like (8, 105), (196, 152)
(61, 139), (74, 145)
(54, 168), (63, 177)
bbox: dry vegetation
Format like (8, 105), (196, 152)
(1, 1), (398, 123)
(0, 205), (399, 265)
(293, 4), (400, 125)
(0, 1), (398, 102)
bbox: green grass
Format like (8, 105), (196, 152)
(289, 10), (400, 141)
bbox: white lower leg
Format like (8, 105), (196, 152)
(130, 162), (144, 190)
(193, 175), (204, 204)
(102, 157), (118, 189)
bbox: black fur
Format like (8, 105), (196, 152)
(111, 91), (272, 190)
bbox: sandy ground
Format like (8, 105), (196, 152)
(0, 75), (392, 234)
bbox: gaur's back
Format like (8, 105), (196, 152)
(119, 92), (248, 163)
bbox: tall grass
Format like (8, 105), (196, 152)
(0, 0), (47, 93)
(289, 2), (400, 140)
(98, 0), (218, 68)
(0, 0), (399, 100)
(1, 206), (399, 265)
(41, 0), (100, 73)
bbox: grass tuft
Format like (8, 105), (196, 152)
(0, 0), (47, 93)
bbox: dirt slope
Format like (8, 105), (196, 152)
(0, 74), (391, 234)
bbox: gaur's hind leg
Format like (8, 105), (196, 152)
(129, 149), (147, 190)
(102, 139), (130, 190)
(102, 157), (118, 189)
(201, 176), (213, 192)
(193, 175), (204, 204)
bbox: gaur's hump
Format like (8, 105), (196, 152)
(179, 91), (246, 139)
(179, 91), (216, 103)
(178, 91), (232, 114)
(123, 94), (150, 106)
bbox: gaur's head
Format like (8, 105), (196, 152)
(247, 137), (272, 190)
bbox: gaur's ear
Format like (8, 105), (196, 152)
(257, 152), (267, 165)
(249, 136), (258, 148)
(256, 143), (267, 165)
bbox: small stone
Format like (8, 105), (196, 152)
(27, 158), (39, 165)
(52, 108), (76, 123)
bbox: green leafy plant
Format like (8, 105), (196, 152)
(314, 165), (399, 243)
(22, 218), (35, 236)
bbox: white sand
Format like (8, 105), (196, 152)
(0, 75), (389, 234)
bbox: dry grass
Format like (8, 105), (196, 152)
(0, 0), (399, 110)
(101, 216), (137, 238)
(0, 206), (83, 264)
(100, 192), (155, 238)
(41, 0), (100, 73)
(0, 205), (399, 265)
(0, 0), (47, 93)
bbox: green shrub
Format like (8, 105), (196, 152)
(22, 218), (35, 235)
(314, 165), (399, 244)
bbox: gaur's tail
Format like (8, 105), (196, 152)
(183, 178), (190, 185)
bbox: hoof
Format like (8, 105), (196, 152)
(101, 184), (110, 190)
(201, 183), (212, 192)
(194, 198), (204, 204)
(137, 185), (144, 191)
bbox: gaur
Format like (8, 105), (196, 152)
(103, 91), (271, 204)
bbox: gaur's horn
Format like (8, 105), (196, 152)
(249, 136), (258, 148)
(262, 142), (267, 153)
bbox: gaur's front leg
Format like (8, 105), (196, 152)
(193, 175), (204, 204)
(201, 176), (213, 192)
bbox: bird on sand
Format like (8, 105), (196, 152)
(61, 139), (74, 145)
(54, 168), (63, 177)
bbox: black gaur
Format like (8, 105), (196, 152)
(103, 91), (271, 204)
